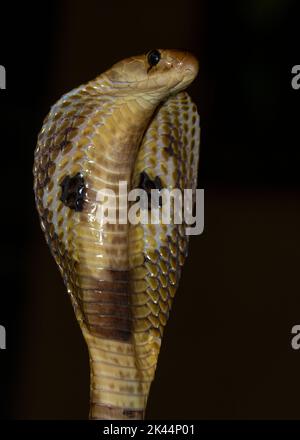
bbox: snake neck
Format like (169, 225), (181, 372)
(71, 90), (161, 419)
(91, 94), (158, 170)
(85, 333), (151, 420)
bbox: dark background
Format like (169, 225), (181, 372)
(0, 0), (300, 420)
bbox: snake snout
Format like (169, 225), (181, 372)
(181, 52), (199, 78)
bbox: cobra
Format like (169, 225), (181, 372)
(33, 49), (200, 419)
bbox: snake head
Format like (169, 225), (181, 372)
(101, 49), (199, 100)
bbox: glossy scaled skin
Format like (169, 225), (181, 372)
(33, 50), (200, 419)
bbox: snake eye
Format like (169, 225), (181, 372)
(147, 49), (161, 68)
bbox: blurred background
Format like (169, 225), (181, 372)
(0, 0), (300, 419)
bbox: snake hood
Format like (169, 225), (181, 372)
(33, 48), (200, 420)
(93, 49), (199, 99)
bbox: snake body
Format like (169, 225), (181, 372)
(33, 49), (200, 419)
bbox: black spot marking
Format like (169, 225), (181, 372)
(60, 172), (86, 212)
(139, 171), (163, 191)
(138, 171), (163, 209)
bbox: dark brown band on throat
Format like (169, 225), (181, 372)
(77, 270), (132, 342)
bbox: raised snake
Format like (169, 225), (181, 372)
(33, 49), (200, 419)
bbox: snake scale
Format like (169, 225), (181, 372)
(33, 49), (200, 419)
